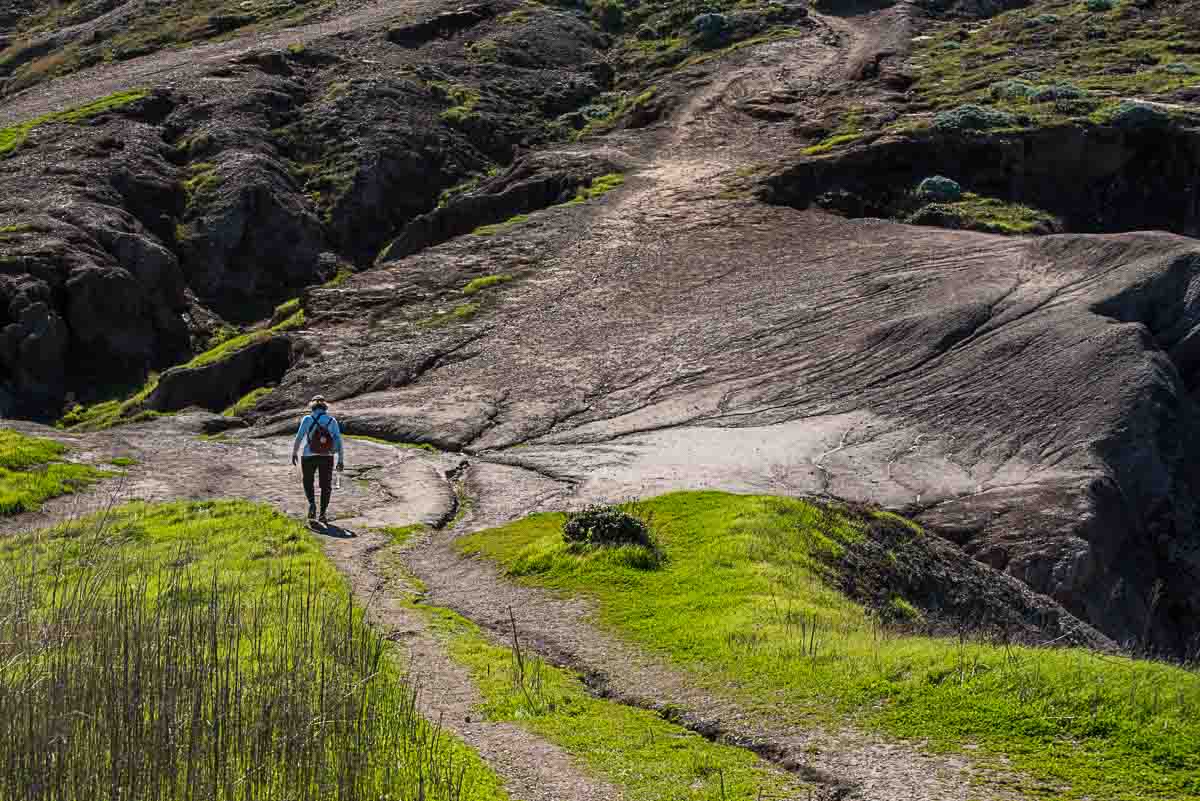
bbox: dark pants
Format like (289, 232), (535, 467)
(302, 455), (334, 514)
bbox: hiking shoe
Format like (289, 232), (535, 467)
(307, 504), (317, 520)
(318, 513), (328, 524)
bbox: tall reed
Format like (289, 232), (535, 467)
(0, 520), (473, 801)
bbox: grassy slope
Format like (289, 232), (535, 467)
(0, 499), (508, 801)
(459, 492), (1200, 801)
(0, 428), (108, 515)
(912, 0), (1200, 117)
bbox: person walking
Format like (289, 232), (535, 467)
(291, 395), (345, 523)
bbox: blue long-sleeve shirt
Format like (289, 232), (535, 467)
(293, 411), (345, 461)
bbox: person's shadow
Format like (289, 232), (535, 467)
(310, 521), (356, 539)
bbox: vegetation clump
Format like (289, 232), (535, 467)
(463, 274), (513, 295)
(563, 504), (653, 548)
(222, 386), (274, 417)
(908, 193), (1062, 234)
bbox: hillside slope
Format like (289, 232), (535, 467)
(0, 0), (1197, 745)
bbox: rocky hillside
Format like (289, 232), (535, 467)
(2, 0), (1199, 671)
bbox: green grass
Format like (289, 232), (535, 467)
(109, 457), (138, 467)
(417, 603), (806, 800)
(462, 274), (513, 295)
(273, 297), (301, 320)
(323, 267), (354, 288)
(907, 193), (1062, 234)
(421, 302), (481, 327)
(382, 524), (428, 544)
(222, 386), (274, 417)
(0, 429), (108, 516)
(459, 491), (1200, 801)
(0, 89), (148, 158)
(437, 84), (482, 125)
(472, 215), (529, 236)
(58, 373), (163, 432)
(0, 500), (508, 800)
(184, 309), (304, 369)
(562, 173), (627, 206)
(802, 109), (866, 156)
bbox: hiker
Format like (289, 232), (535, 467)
(291, 395), (345, 523)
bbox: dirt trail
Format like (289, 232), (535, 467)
(323, 529), (623, 801)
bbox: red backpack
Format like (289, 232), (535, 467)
(308, 413), (335, 455)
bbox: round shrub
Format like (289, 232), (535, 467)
(1030, 83), (1086, 102)
(692, 12), (730, 47)
(1166, 62), (1198, 75)
(932, 104), (1018, 131)
(1085, 0), (1115, 10)
(1108, 100), (1174, 130)
(990, 79), (1036, 101)
(562, 504), (652, 547)
(916, 175), (963, 203)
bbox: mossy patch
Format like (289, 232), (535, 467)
(463, 274), (513, 295)
(907, 193), (1062, 234)
(222, 386), (274, 417)
(0, 89), (148, 158)
(472, 214), (530, 236)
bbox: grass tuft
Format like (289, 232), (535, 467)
(222, 386), (274, 417)
(463, 274), (513, 295)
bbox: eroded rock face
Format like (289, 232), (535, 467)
(178, 151), (325, 312)
(146, 335), (292, 413)
(761, 124), (1200, 237)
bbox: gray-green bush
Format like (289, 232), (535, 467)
(932, 104), (1018, 131)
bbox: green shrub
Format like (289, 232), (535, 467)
(1085, 0), (1115, 11)
(916, 175), (963, 202)
(932, 104), (1018, 131)
(1107, 100), (1174, 130)
(1030, 83), (1086, 102)
(563, 504), (653, 548)
(1165, 62), (1198, 74)
(989, 79), (1036, 101)
(692, 13), (730, 48)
